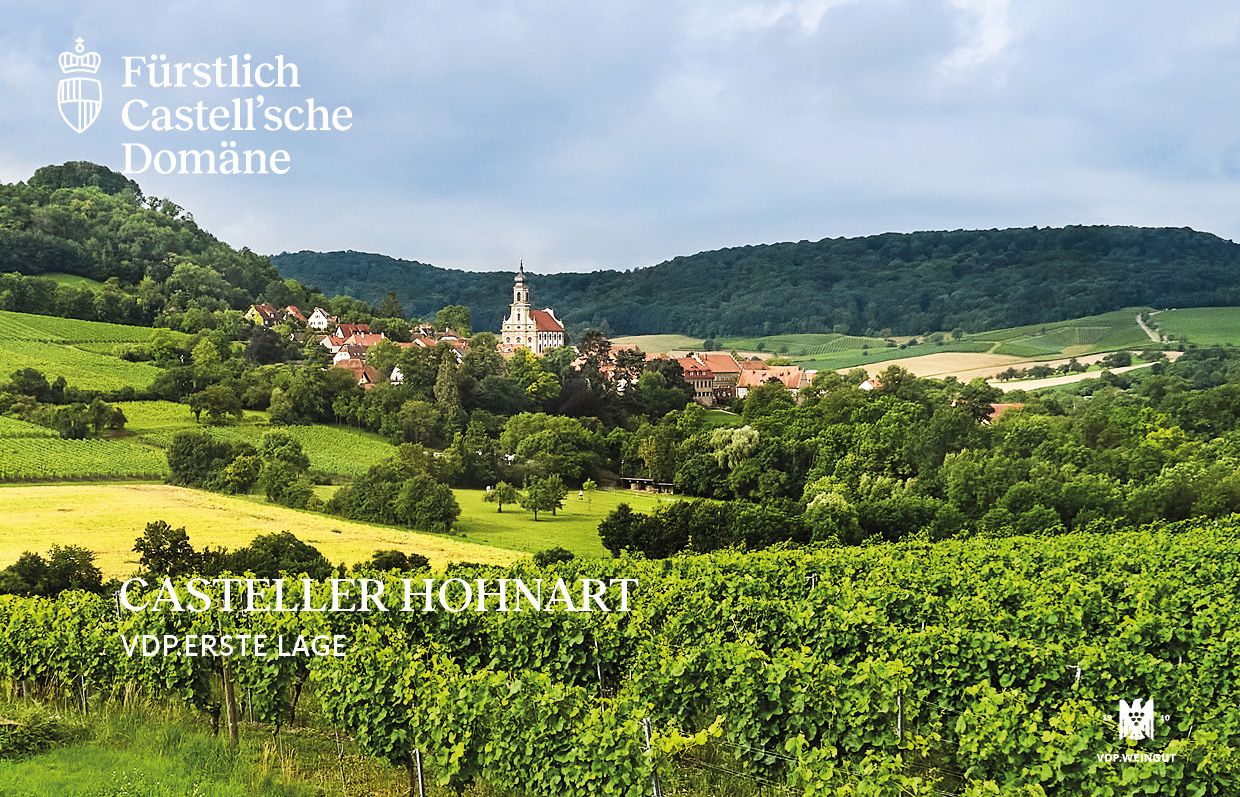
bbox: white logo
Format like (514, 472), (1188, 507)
(1118, 698), (1156, 742)
(57, 37), (102, 133)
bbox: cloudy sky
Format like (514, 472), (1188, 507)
(2, 1), (1239, 272)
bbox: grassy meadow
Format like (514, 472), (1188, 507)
(451, 486), (676, 557)
(0, 483), (519, 578)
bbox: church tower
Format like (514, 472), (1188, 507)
(500, 260), (566, 355)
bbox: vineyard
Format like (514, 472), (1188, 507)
(0, 310), (182, 344)
(0, 310), (187, 392)
(2, 524), (1237, 795)
(0, 438), (169, 481)
(114, 400), (398, 478)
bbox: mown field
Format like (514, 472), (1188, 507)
(0, 483), (518, 577)
(452, 486), (673, 557)
(0, 309), (187, 391)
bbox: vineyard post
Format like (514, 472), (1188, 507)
(897, 693), (903, 742)
(642, 716), (664, 797)
(218, 619), (239, 746)
(334, 730), (348, 790)
(79, 672), (88, 716)
(414, 748), (427, 797)
(594, 637), (604, 695)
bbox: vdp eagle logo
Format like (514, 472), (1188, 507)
(57, 37), (102, 133)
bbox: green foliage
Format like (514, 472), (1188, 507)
(0, 545), (103, 596)
(225, 531), (333, 579)
(3, 527), (1240, 794)
(326, 445), (462, 533)
(275, 226), (1240, 336)
(132, 520), (198, 579)
(484, 480), (520, 512)
(520, 474), (568, 520)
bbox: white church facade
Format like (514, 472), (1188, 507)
(499, 262), (566, 355)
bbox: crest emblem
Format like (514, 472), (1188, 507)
(57, 37), (102, 134)
(1118, 698), (1156, 742)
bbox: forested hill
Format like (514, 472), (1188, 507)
(275, 226), (1240, 337)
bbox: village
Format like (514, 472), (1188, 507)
(245, 262), (818, 407)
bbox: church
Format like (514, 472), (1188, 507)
(499, 262), (566, 354)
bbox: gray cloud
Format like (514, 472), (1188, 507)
(1, 0), (1238, 272)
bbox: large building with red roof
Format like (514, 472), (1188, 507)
(499, 262), (566, 355)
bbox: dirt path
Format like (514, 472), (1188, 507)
(1136, 311), (1161, 343)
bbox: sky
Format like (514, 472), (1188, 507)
(2, 1), (1240, 273)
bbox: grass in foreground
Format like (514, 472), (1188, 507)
(0, 483), (519, 577)
(0, 704), (317, 797)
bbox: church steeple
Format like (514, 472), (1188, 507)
(513, 260), (529, 304)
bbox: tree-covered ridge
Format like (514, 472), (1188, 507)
(0, 162), (324, 330)
(276, 225), (1240, 337)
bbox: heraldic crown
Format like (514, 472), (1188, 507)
(60, 38), (100, 75)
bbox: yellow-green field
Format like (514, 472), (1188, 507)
(0, 483), (519, 578)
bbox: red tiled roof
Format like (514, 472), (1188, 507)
(342, 333), (386, 348)
(333, 358), (380, 387)
(738, 365), (804, 390)
(530, 309), (564, 333)
(697, 353), (740, 374)
(990, 402), (1025, 421)
(337, 323), (371, 337)
(283, 306), (306, 322)
(738, 358), (768, 370)
(676, 356), (713, 380)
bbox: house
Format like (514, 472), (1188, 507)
(341, 332), (386, 349)
(319, 334), (347, 354)
(332, 358), (381, 389)
(499, 262), (567, 355)
(988, 402), (1025, 423)
(332, 344), (368, 364)
(691, 352), (741, 402)
(676, 356), (716, 407)
(397, 334), (465, 363)
(736, 365), (814, 400)
(306, 307), (337, 331)
(336, 323), (371, 338)
(245, 303), (282, 326)
(283, 306), (307, 325)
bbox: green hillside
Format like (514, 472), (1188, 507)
(0, 309), (185, 391)
(1153, 307), (1240, 345)
(276, 226), (1240, 337)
